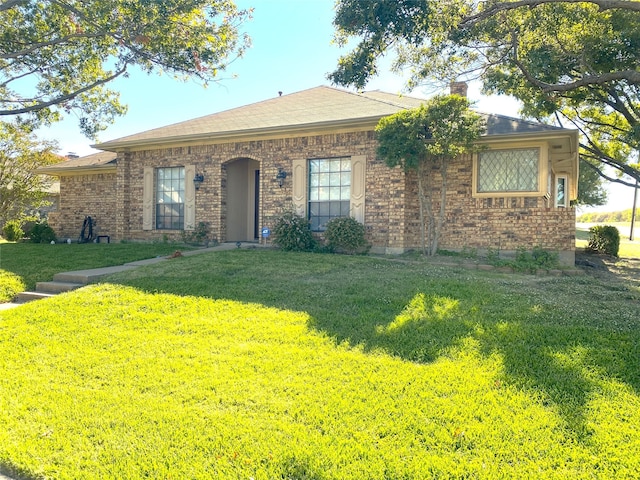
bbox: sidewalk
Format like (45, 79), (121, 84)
(0, 242), (265, 311)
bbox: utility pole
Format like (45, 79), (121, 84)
(631, 178), (638, 241)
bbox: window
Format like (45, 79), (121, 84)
(156, 167), (185, 229)
(308, 157), (351, 231)
(555, 175), (568, 207)
(477, 148), (539, 193)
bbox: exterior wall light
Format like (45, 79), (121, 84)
(276, 167), (287, 187)
(193, 173), (204, 190)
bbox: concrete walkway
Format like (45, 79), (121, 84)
(0, 242), (264, 311)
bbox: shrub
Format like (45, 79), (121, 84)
(324, 216), (368, 254)
(2, 220), (24, 242)
(181, 222), (210, 245)
(586, 225), (620, 257)
(273, 212), (317, 252)
(26, 221), (57, 243)
(512, 246), (560, 273)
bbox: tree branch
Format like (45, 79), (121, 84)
(1, 33), (111, 60)
(580, 142), (640, 185)
(460, 0), (640, 30)
(0, 0), (26, 12)
(0, 66), (128, 116)
(580, 154), (640, 188)
(514, 54), (640, 92)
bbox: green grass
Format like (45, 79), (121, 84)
(0, 243), (189, 301)
(1, 250), (639, 479)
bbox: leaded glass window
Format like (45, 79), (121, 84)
(477, 148), (539, 193)
(156, 167), (185, 229)
(308, 157), (351, 231)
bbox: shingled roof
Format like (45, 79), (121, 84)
(94, 85), (566, 152)
(37, 151), (117, 175)
(93, 86), (425, 150)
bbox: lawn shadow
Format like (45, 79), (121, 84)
(302, 277), (639, 444)
(364, 292), (473, 363)
(101, 250), (640, 442)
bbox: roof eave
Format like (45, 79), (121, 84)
(37, 164), (117, 176)
(479, 129), (579, 143)
(93, 116), (386, 151)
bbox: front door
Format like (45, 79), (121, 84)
(225, 158), (260, 242)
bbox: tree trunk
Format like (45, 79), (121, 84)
(432, 156), (448, 255)
(419, 161), (437, 255)
(417, 164), (427, 255)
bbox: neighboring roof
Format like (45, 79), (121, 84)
(37, 151), (117, 175)
(483, 113), (564, 136)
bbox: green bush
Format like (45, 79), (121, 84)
(512, 246), (560, 273)
(324, 216), (368, 254)
(2, 220), (24, 242)
(181, 222), (211, 245)
(26, 221), (57, 243)
(273, 212), (317, 252)
(586, 225), (620, 257)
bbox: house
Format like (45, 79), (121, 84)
(39, 85), (579, 264)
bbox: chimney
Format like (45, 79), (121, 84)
(450, 81), (468, 98)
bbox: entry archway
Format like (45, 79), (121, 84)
(225, 157), (260, 242)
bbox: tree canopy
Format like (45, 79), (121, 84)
(331, 0), (640, 196)
(0, 0), (251, 137)
(0, 122), (60, 224)
(376, 94), (484, 254)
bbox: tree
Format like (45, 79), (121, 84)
(577, 160), (608, 207)
(330, 0), (640, 192)
(0, 122), (61, 225)
(0, 0), (251, 137)
(376, 94), (484, 255)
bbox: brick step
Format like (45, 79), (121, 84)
(35, 281), (84, 294)
(16, 291), (56, 303)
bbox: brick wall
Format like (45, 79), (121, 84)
(115, 131), (410, 249)
(48, 173), (117, 241)
(401, 153), (576, 257)
(53, 128), (575, 261)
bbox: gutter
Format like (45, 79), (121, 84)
(92, 116), (387, 151)
(36, 163), (117, 176)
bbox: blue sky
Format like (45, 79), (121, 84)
(36, 0), (636, 213)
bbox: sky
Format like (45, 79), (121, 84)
(35, 0), (637, 214)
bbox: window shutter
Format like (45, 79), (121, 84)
(350, 155), (366, 223)
(184, 164), (196, 231)
(142, 166), (154, 230)
(292, 158), (307, 217)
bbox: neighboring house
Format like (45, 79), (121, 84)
(39, 85), (578, 263)
(41, 151), (117, 240)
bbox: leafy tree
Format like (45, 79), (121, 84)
(376, 94), (484, 255)
(578, 159), (608, 207)
(0, 122), (61, 225)
(0, 0), (251, 137)
(331, 0), (640, 191)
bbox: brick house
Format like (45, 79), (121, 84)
(40, 85), (579, 264)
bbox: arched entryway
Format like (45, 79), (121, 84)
(225, 157), (260, 242)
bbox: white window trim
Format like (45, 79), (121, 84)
(472, 141), (549, 198)
(555, 174), (568, 208)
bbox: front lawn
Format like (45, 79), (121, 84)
(0, 242), (188, 302)
(1, 250), (639, 479)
